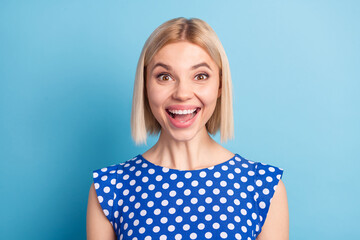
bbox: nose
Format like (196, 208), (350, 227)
(172, 80), (194, 101)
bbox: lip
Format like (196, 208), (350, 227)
(165, 106), (201, 128)
(166, 105), (201, 111)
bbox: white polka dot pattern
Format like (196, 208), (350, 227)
(92, 154), (283, 240)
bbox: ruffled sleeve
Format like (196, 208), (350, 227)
(253, 161), (284, 235)
(92, 164), (118, 226)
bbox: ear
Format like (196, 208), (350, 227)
(218, 72), (222, 98)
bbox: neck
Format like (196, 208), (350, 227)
(143, 127), (232, 171)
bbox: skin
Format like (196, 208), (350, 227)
(143, 41), (234, 171)
(86, 41), (289, 240)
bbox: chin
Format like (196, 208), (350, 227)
(171, 134), (196, 142)
(163, 126), (204, 142)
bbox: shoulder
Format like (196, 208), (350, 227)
(256, 179), (289, 239)
(251, 159), (284, 205)
(253, 161), (284, 180)
(236, 154), (286, 236)
(250, 159), (286, 238)
(235, 154), (284, 179)
(91, 155), (140, 221)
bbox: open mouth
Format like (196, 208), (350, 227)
(166, 107), (201, 123)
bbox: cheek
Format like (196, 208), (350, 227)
(197, 85), (220, 106)
(146, 85), (167, 114)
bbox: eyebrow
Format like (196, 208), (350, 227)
(151, 62), (212, 72)
(191, 62), (212, 71)
(151, 62), (172, 72)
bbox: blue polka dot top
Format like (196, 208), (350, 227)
(92, 153), (284, 240)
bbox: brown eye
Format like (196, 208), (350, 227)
(157, 74), (172, 81)
(195, 73), (209, 81)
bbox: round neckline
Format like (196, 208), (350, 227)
(137, 153), (238, 172)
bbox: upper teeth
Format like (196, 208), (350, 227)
(168, 109), (197, 115)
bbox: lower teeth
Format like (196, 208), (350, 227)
(171, 112), (196, 122)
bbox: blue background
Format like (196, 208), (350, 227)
(1, 0), (359, 239)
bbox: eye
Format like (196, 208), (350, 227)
(157, 73), (173, 81)
(195, 73), (209, 81)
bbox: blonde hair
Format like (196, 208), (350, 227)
(131, 17), (234, 145)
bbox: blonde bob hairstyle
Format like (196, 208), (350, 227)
(131, 17), (234, 145)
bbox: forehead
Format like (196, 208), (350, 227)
(149, 41), (217, 69)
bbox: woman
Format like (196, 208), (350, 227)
(87, 17), (289, 240)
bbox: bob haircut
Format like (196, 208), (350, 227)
(131, 17), (234, 145)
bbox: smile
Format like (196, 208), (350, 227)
(165, 107), (201, 128)
(166, 108), (200, 120)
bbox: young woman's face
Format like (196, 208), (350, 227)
(146, 41), (221, 142)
